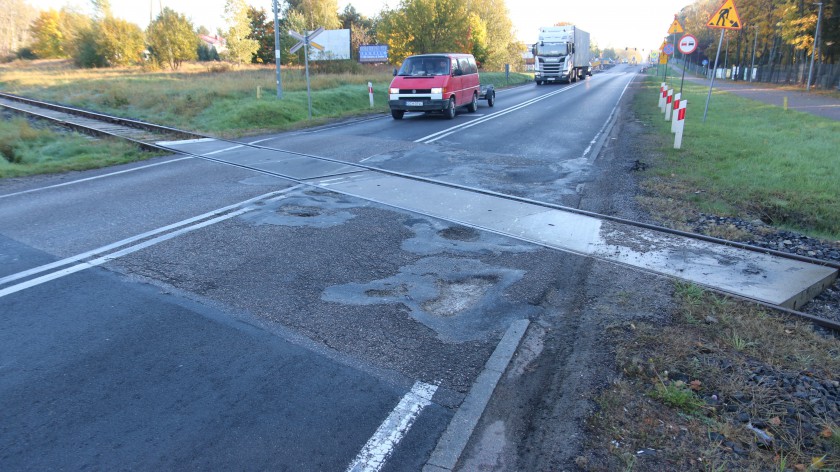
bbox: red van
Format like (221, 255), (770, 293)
(388, 53), (494, 120)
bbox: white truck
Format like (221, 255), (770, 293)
(533, 26), (591, 85)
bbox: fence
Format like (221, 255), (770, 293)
(677, 60), (840, 90)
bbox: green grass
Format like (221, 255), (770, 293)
(635, 69), (840, 239)
(0, 118), (154, 178)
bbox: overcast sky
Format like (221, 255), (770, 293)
(24, 0), (692, 51)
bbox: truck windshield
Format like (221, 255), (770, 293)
(397, 57), (450, 76)
(537, 43), (569, 56)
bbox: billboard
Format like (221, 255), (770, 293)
(359, 44), (388, 63)
(309, 29), (351, 60)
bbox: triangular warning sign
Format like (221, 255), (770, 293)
(668, 18), (684, 34)
(707, 0), (742, 30)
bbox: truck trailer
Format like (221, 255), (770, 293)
(533, 26), (591, 84)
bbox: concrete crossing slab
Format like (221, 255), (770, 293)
(312, 172), (837, 309)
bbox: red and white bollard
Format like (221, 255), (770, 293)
(674, 99), (687, 149)
(368, 82), (375, 108)
(664, 89), (674, 121)
(659, 82), (666, 109)
(670, 93), (681, 133)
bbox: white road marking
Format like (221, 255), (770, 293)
(414, 82), (584, 143)
(581, 78), (633, 159)
(346, 381), (438, 472)
(0, 157), (192, 200)
(0, 187), (302, 299)
(155, 137), (216, 146)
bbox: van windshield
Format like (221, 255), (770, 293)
(397, 57), (450, 76)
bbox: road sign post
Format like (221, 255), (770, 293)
(272, 0), (282, 98)
(704, 0), (743, 122)
(290, 27), (325, 120)
(677, 34), (697, 94)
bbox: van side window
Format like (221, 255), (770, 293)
(458, 58), (470, 75)
(467, 57), (478, 74)
(450, 58), (461, 76)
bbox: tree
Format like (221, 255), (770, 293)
(30, 10), (65, 58)
(97, 16), (145, 66)
(376, 0), (469, 64)
(247, 6), (275, 64)
(340, 4), (375, 61)
(147, 7), (197, 70)
(468, 0), (522, 70)
(0, 0), (37, 57)
(223, 0), (259, 65)
(289, 0), (340, 30)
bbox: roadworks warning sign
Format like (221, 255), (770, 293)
(707, 0), (742, 30)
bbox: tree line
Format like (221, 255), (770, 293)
(674, 0), (837, 82)
(11, 0), (527, 71)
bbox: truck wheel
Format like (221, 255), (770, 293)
(487, 91), (495, 107)
(536, 80), (542, 85)
(467, 92), (478, 112)
(391, 110), (404, 120)
(444, 98), (456, 119)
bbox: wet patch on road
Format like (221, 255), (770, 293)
(322, 257), (539, 343)
(401, 219), (535, 256)
(239, 191), (359, 228)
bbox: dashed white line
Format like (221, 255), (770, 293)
(346, 381), (438, 472)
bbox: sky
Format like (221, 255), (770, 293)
(24, 0), (692, 51)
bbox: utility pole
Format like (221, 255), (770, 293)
(273, 0), (283, 98)
(806, 2), (823, 92)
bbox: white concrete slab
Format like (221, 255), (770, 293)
(312, 173), (837, 309)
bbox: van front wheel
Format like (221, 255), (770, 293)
(467, 93), (478, 113)
(391, 110), (404, 120)
(444, 98), (456, 119)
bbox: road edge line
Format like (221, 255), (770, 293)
(423, 318), (530, 471)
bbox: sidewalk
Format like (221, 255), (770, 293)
(668, 67), (840, 121)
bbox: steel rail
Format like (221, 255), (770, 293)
(2, 92), (838, 331)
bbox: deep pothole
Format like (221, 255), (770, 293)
(422, 276), (498, 317)
(277, 205), (322, 218)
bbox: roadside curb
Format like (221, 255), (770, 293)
(423, 318), (530, 471)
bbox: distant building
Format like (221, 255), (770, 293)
(198, 34), (226, 54)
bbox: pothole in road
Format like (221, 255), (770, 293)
(438, 226), (481, 242)
(277, 205), (322, 218)
(422, 276), (498, 317)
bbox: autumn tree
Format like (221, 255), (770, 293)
(376, 0), (469, 64)
(339, 5), (375, 61)
(29, 10), (65, 58)
(147, 7), (197, 70)
(223, 0), (259, 65)
(247, 6), (275, 64)
(96, 16), (145, 66)
(0, 0), (37, 57)
(288, 0), (340, 31)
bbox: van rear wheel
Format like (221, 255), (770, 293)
(444, 98), (456, 119)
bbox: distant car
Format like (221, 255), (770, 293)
(388, 53), (494, 120)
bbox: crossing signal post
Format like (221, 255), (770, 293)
(290, 27), (325, 120)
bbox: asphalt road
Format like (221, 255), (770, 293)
(0, 65), (641, 470)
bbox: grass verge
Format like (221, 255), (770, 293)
(0, 117), (155, 178)
(633, 69), (840, 240)
(0, 60), (532, 137)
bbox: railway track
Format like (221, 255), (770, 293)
(1, 91), (838, 331)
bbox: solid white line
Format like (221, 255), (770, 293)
(0, 187), (302, 298)
(581, 77), (634, 159)
(0, 189), (293, 286)
(346, 381), (438, 472)
(0, 157), (193, 200)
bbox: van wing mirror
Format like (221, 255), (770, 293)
(393, 68), (398, 76)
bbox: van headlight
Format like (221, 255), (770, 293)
(431, 87), (443, 94)
(389, 88), (400, 94)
